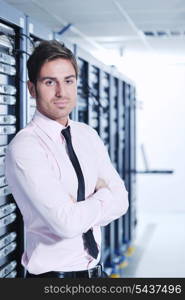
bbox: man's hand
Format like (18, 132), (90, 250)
(69, 178), (110, 202)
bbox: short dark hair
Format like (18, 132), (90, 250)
(27, 40), (78, 83)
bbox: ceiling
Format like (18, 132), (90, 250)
(3, 0), (185, 59)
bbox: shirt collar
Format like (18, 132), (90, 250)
(32, 109), (73, 143)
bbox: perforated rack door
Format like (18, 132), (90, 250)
(0, 20), (23, 278)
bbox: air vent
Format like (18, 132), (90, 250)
(170, 31), (181, 36)
(144, 30), (183, 38)
(144, 31), (155, 36)
(156, 31), (168, 37)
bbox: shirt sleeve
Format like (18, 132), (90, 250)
(5, 135), (103, 239)
(87, 128), (129, 226)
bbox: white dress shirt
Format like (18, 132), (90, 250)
(5, 109), (128, 274)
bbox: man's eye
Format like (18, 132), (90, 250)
(65, 79), (73, 84)
(45, 80), (56, 86)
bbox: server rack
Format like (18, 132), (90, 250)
(73, 46), (137, 275)
(75, 48), (108, 266)
(128, 84), (137, 243)
(99, 69), (111, 265)
(0, 0), (26, 277)
(109, 75), (125, 274)
(111, 79), (132, 273)
(123, 83), (137, 247)
(116, 79), (128, 261)
(104, 74), (118, 273)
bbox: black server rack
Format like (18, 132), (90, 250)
(105, 74), (118, 273)
(0, 1), (26, 277)
(99, 70), (111, 265)
(111, 79), (132, 273)
(76, 48), (112, 267)
(128, 84), (137, 243)
(110, 76), (127, 274)
(123, 83), (137, 249)
(73, 46), (137, 275)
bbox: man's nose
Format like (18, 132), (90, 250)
(55, 82), (64, 97)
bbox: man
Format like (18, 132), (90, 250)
(5, 40), (128, 278)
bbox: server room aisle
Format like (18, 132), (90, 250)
(120, 211), (185, 278)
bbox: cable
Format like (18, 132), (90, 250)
(18, 32), (35, 48)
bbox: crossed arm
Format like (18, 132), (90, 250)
(5, 131), (128, 238)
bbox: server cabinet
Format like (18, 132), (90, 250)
(123, 83), (137, 244)
(112, 79), (126, 267)
(129, 85), (137, 241)
(74, 46), (137, 273)
(75, 48), (110, 265)
(99, 70), (111, 265)
(0, 1), (26, 277)
(104, 75), (118, 269)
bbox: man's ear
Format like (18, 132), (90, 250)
(27, 81), (36, 98)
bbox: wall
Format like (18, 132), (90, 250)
(119, 54), (185, 214)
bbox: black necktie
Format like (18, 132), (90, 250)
(62, 126), (99, 259)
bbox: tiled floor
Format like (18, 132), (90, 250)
(120, 212), (185, 278)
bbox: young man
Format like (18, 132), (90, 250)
(5, 40), (128, 278)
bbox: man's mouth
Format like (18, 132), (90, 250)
(53, 101), (68, 107)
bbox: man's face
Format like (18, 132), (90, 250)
(27, 58), (77, 126)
